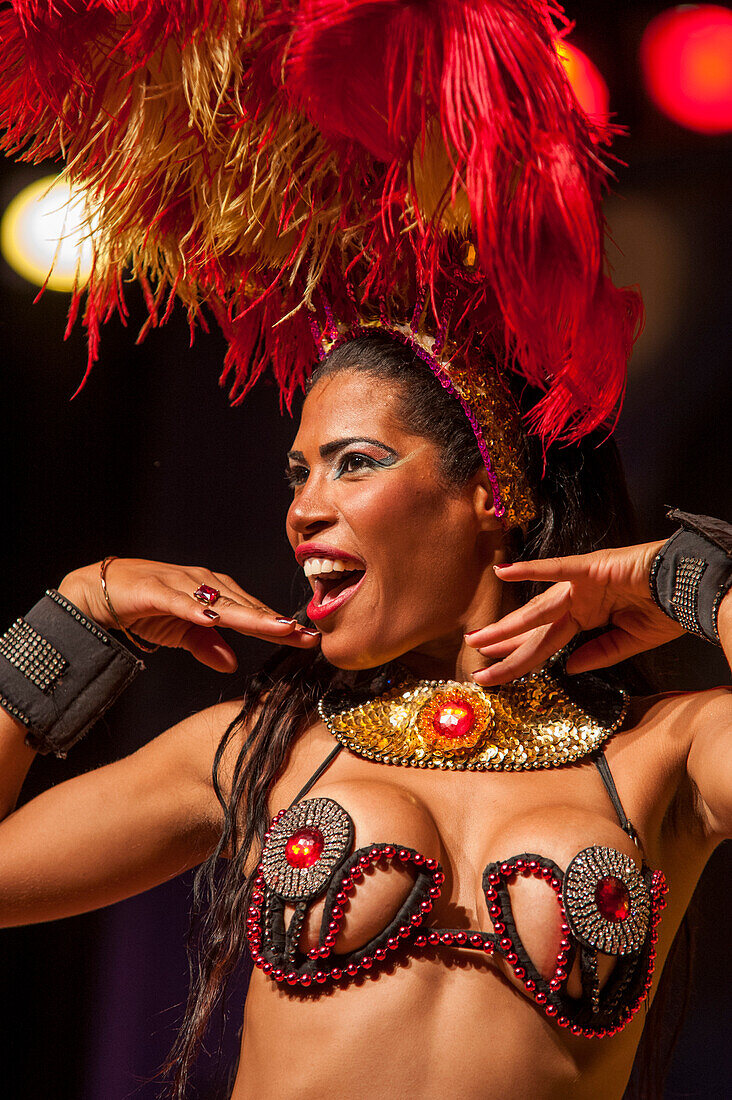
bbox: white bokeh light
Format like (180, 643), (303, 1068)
(0, 175), (95, 292)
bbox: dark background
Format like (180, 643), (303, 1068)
(0, 2), (730, 1097)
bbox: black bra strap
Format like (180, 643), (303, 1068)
(289, 743), (344, 808)
(593, 751), (641, 849)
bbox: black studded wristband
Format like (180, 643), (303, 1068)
(0, 590), (143, 757)
(649, 510), (732, 646)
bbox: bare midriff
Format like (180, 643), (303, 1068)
(230, 697), (708, 1100)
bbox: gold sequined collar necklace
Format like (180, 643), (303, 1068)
(318, 669), (628, 771)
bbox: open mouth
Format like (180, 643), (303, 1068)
(306, 567), (366, 621)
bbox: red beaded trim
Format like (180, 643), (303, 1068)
(248, 815), (670, 1029)
(248, 842), (444, 988)
(483, 858), (669, 1038)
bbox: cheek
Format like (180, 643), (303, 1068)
(373, 483), (471, 567)
(356, 483), (477, 618)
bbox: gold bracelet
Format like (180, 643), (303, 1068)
(99, 557), (160, 654)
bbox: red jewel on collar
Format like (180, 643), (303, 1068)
(285, 827), (325, 869)
(416, 687), (491, 753)
(595, 875), (631, 922)
(433, 701), (475, 740)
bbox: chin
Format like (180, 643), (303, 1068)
(319, 639), (387, 671)
(317, 625), (415, 672)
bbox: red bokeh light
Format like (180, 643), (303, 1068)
(556, 39), (610, 121)
(641, 5), (732, 133)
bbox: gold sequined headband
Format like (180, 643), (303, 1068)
(320, 312), (539, 531)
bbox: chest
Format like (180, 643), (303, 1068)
(271, 737), (640, 882)
(253, 739), (665, 1038)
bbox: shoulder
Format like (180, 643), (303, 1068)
(606, 688), (728, 832)
(624, 686), (731, 751)
(620, 686), (731, 784)
(624, 686), (732, 846)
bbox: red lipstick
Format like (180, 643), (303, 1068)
(295, 542), (365, 567)
(297, 543), (367, 622)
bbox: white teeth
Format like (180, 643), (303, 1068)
(302, 557), (357, 578)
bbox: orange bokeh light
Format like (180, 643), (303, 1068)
(556, 39), (610, 121)
(641, 5), (732, 133)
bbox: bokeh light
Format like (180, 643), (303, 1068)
(0, 175), (94, 291)
(556, 39), (610, 121)
(641, 5), (732, 133)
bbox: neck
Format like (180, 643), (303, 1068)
(398, 576), (518, 683)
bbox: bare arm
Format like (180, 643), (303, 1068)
(0, 700), (243, 927)
(0, 710), (39, 821)
(0, 556), (319, 926)
(685, 593), (732, 840)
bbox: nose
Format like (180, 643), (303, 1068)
(287, 472), (338, 539)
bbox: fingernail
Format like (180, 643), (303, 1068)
(276, 618), (297, 626)
(299, 627), (320, 636)
(203, 608), (220, 620)
(494, 563), (510, 570)
(464, 628), (481, 638)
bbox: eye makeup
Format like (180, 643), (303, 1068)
(285, 437), (399, 488)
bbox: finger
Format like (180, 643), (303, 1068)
(474, 630), (537, 659)
(165, 587), (317, 644)
(565, 630), (649, 674)
(208, 574), (277, 613)
(176, 570), (299, 627)
(210, 572), (265, 606)
(465, 584), (572, 647)
(198, 577), (321, 646)
(267, 622), (322, 649)
(493, 556), (591, 584)
(179, 626), (239, 673)
(144, 581), (231, 629)
(213, 597), (320, 643)
(473, 617), (578, 686)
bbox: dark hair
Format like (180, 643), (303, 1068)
(163, 333), (685, 1097)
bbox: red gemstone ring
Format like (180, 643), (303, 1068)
(193, 583), (220, 606)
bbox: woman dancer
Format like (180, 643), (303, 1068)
(1, 333), (730, 1099)
(0, 2), (729, 1097)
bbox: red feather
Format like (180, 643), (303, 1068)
(0, 0), (643, 443)
(283, 0), (642, 441)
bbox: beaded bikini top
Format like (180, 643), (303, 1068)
(248, 672), (667, 1038)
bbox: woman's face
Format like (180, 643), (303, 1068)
(286, 369), (503, 669)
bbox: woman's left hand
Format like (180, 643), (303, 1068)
(466, 541), (685, 685)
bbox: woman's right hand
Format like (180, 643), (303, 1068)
(58, 559), (319, 672)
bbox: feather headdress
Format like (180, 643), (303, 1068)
(0, 0), (643, 523)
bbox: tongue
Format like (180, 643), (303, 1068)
(313, 571), (363, 607)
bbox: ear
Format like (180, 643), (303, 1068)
(470, 469), (503, 533)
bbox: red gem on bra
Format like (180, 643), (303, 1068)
(432, 700), (475, 740)
(595, 875), (631, 921)
(285, 827), (325, 869)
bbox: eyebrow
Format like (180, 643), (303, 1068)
(286, 437), (397, 462)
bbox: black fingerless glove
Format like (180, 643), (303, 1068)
(649, 509), (732, 645)
(0, 590), (142, 756)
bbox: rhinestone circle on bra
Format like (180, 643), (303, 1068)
(562, 846), (650, 955)
(261, 797), (354, 902)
